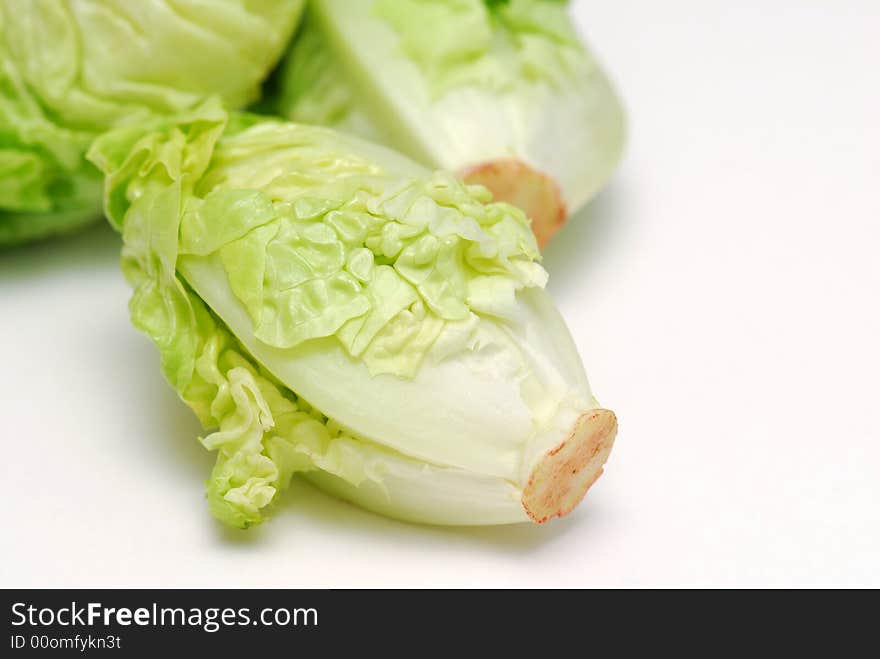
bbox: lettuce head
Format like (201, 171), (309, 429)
(275, 0), (625, 247)
(0, 0), (304, 246)
(87, 98), (617, 528)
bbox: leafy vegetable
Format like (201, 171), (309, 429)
(275, 0), (625, 247)
(0, 0), (304, 246)
(88, 99), (617, 528)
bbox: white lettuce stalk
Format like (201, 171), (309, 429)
(275, 0), (625, 247)
(88, 99), (617, 528)
(0, 0), (304, 245)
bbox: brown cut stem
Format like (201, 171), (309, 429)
(461, 159), (566, 249)
(522, 408), (617, 523)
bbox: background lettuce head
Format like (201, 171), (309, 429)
(0, 0), (304, 246)
(276, 0), (625, 248)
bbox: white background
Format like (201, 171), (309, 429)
(2, 1), (878, 587)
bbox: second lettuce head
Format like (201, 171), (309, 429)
(275, 0), (625, 247)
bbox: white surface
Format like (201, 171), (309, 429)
(2, 0), (878, 588)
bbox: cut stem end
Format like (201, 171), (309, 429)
(461, 159), (566, 249)
(522, 408), (617, 524)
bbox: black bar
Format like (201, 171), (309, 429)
(1, 589), (866, 653)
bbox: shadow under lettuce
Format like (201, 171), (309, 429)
(0, 220), (120, 280)
(542, 180), (634, 295)
(214, 475), (602, 556)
